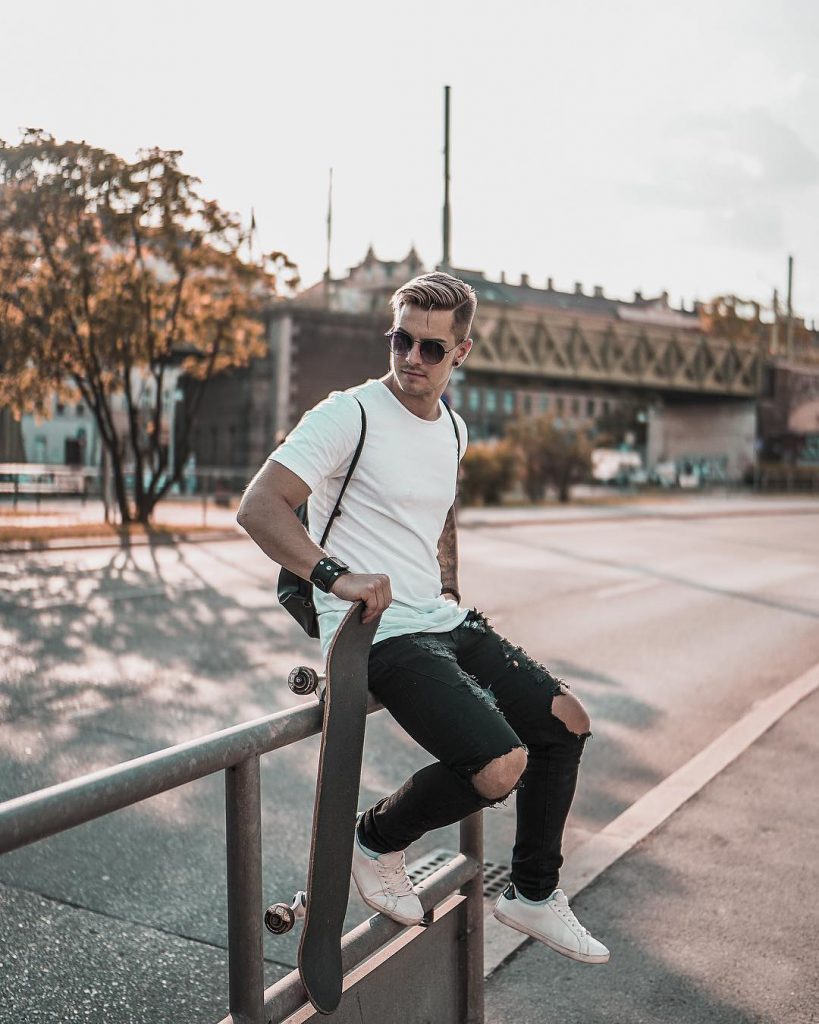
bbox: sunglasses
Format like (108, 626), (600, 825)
(385, 328), (459, 366)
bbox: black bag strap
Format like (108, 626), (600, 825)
(441, 398), (461, 462)
(318, 398), (367, 547)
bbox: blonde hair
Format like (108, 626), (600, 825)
(389, 271), (477, 340)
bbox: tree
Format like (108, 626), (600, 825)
(700, 293), (815, 359)
(505, 414), (592, 503)
(459, 440), (517, 505)
(0, 129), (298, 523)
(699, 295), (764, 344)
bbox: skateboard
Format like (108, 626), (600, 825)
(265, 602), (380, 1015)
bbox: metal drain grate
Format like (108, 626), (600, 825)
(407, 847), (510, 900)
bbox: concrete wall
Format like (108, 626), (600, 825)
(647, 400), (756, 481)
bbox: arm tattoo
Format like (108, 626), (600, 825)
(437, 504), (459, 594)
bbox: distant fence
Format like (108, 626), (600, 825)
(0, 462), (97, 501)
(0, 463), (259, 525)
(755, 463), (819, 493)
(4, 461), (819, 520)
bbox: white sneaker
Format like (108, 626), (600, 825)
(351, 817), (424, 926)
(493, 884), (610, 964)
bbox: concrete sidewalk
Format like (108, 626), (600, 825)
(2, 493), (818, 552)
(459, 493), (819, 529)
(484, 687), (819, 1024)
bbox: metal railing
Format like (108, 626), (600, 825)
(0, 462), (257, 529)
(0, 688), (484, 1024)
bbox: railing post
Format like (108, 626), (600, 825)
(225, 756), (265, 1024)
(459, 810), (484, 1024)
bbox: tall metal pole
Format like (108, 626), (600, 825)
(225, 756), (264, 1024)
(442, 85), (451, 269)
(324, 167), (333, 305)
(771, 287), (780, 355)
(786, 254), (794, 360)
(460, 811), (484, 1024)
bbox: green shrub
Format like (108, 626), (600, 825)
(459, 441), (518, 506)
(504, 415), (593, 503)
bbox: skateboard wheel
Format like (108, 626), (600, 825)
(288, 666), (320, 695)
(265, 903), (295, 934)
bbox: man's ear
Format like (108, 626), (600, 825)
(454, 338), (473, 367)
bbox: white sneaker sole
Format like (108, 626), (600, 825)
(354, 883), (424, 927)
(493, 905), (610, 964)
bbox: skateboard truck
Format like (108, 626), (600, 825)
(287, 666), (326, 700)
(265, 890), (307, 935)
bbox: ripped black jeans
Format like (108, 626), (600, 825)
(357, 609), (588, 901)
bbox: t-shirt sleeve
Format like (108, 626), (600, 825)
(268, 391), (362, 492)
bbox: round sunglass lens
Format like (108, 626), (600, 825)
(388, 330), (413, 356)
(421, 341), (446, 365)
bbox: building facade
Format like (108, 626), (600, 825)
(184, 247), (816, 484)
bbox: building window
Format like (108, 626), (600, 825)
(76, 403), (85, 416)
(571, 398), (580, 416)
(556, 396), (565, 415)
(586, 398), (596, 417)
(602, 400), (611, 415)
(468, 387), (481, 412)
(539, 394), (550, 413)
(56, 402), (65, 416)
(522, 394), (532, 415)
(485, 389), (497, 413)
(503, 392), (515, 415)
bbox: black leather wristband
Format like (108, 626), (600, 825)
(310, 556), (350, 594)
(441, 586), (461, 603)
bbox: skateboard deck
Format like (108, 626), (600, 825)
(297, 602), (380, 1014)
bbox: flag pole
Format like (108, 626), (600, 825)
(442, 85), (451, 269)
(325, 168), (333, 304)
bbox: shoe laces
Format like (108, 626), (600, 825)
(374, 851), (414, 897)
(549, 890), (588, 937)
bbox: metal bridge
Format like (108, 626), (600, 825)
(467, 306), (762, 397)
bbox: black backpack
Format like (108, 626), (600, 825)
(277, 400), (367, 638)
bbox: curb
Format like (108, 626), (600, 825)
(0, 529), (243, 556)
(460, 503), (819, 530)
(483, 659), (819, 978)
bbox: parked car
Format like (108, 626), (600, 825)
(592, 448), (643, 483)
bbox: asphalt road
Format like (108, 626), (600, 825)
(1, 498), (818, 1022)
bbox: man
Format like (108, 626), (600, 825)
(237, 271), (609, 964)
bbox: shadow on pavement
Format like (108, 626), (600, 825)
(485, 688), (819, 1024)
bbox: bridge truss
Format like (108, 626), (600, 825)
(468, 310), (762, 397)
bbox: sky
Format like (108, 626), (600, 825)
(2, 0), (818, 320)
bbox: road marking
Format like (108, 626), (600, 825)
(483, 659), (819, 977)
(595, 578), (660, 600)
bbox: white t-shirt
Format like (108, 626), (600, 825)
(270, 378), (469, 656)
